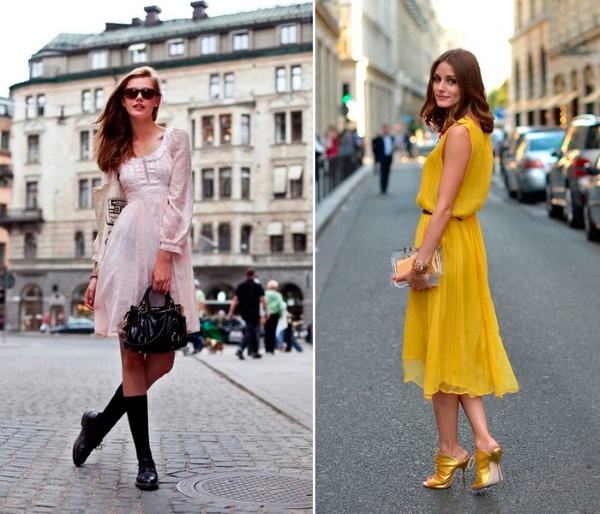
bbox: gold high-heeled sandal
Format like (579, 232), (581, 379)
(472, 447), (503, 492)
(422, 451), (470, 489)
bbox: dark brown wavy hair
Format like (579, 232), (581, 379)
(420, 49), (494, 135)
(94, 66), (162, 172)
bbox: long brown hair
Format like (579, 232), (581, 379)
(420, 49), (494, 135)
(95, 66), (162, 172)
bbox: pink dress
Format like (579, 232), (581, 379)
(93, 127), (200, 337)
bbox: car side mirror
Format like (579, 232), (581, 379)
(551, 149), (561, 158)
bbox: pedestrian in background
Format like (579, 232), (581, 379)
(228, 267), (268, 360)
(264, 280), (285, 354)
(188, 279), (206, 354)
(75, 66), (198, 491)
(394, 49), (519, 491)
(372, 124), (395, 194)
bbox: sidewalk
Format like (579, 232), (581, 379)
(191, 342), (313, 431)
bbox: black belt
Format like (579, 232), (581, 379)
(422, 209), (462, 221)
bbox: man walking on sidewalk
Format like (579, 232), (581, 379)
(228, 267), (268, 360)
(372, 124), (395, 194)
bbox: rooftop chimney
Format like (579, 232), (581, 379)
(131, 17), (142, 27)
(191, 1), (208, 20)
(144, 5), (162, 27)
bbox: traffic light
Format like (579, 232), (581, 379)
(341, 83), (351, 117)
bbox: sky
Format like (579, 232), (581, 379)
(0, 1), (514, 98)
(0, 0), (302, 97)
(431, 0), (514, 93)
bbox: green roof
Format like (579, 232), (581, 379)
(34, 3), (312, 56)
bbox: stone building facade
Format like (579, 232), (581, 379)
(509, 0), (600, 129)
(4, 2), (313, 331)
(0, 98), (13, 326)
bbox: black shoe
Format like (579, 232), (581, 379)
(72, 411), (103, 467)
(136, 457), (159, 491)
(252, 353), (262, 359)
(236, 349), (245, 360)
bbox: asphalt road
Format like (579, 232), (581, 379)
(315, 160), (600, 514)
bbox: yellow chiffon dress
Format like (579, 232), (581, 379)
(402, 117), (519, 400)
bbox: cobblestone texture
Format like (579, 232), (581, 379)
(0, 335), (313, 513)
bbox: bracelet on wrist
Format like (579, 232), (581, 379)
(90, 275), (98, 280)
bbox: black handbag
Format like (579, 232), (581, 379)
(123, 286), (188, 353)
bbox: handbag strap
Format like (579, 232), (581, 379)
(140, 286), (177, 311)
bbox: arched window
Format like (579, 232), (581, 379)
(19, 283), (43, 331)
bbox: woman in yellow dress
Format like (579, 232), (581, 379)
(395, 49), (519, 492)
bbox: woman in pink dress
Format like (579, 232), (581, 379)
(72, 66), (199, 491)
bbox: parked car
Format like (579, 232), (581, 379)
(49, 317), (95, 334)
(546, 114), (600, 227)
(499, 126), (544, 186)
(581, 154), (600, 241)
(503, 128), (565, 202)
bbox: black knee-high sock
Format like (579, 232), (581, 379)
(97, 384), (126, 437)
(125, 394), (152, 462)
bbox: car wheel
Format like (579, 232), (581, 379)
(516, 185), (529, 203)
(565, 188), (584, 228)
(584, 203), (600, 241)
(546, 182), (562, 218)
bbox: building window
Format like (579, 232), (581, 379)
(276, 67), (287, 93)
(280, 24), (297, 45)
(94, 89), (104, 111)
(219, 167), (232, 198)
(220, 114), (232, 145)
(0, 242), (5, 266)
(26, 181), (38, 209)
(224, 73), (234, 99)
(25, 96), (35, 119)
(37, 95), (46, 117)
(218, 223), (231, 252)
(241, 114), (251, 145)
(79, 179), (90, 208)
(75, 231), (85, 258)
(240, 225), (251, 253)
(273, 166), (287, 197)
(129, 44), (147, 63)
(80, 131), (91, 160)
(291, 111), (302, 142)
(82, 90), (92, 113)
(209, 74), (220, 99)
(202, 169), (214, 199)
(168, 39), (185, 56)
(291, 65), (302, 91)
(289, 165), (304, 198)
(27, 135), (40, 163)
(201, 223), (214, 252)
(293, 233), (307, 253)
(1, 130), (9, 151)
(31, 60), (43, 78)
(201, 34), (217, 54)
(274, 112), (286, 144)
(241, 167), (250, 199)
(233, 32), (249, 51)
(91, 50), (108, 69)
(202, 116), (214, 145)
(270, 235), (284, 253)
(24, 233), (37, 259)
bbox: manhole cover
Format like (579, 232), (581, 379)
(177, 471), (313, 509)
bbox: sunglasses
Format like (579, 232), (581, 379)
(122, 88), (159, 100)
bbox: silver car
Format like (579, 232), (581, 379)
(504, 128), (565, 203)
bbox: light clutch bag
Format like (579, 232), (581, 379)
(390, 246), (443, 288)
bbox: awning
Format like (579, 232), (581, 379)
(267, 221), (283, 236)
(288, 165), (303, 180)
(581, 89), (600, 104)
(542, 92), (567, 109)
(543, 90), (580, 109)
(290, 220), (307, 233)
(273, 166), (287, 194)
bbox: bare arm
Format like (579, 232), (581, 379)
(228, 295), (239, 319)
(405, 124), (471, 290)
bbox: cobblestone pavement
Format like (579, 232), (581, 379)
(0, 335), (313, 514)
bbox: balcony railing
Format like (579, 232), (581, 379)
(0, 208), (44, 227)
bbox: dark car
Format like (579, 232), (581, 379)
(49, 317), (95, 334)
(503, 128), (565, 202)
(546, 114), (600, 227)
(581, 154), (600, 241)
